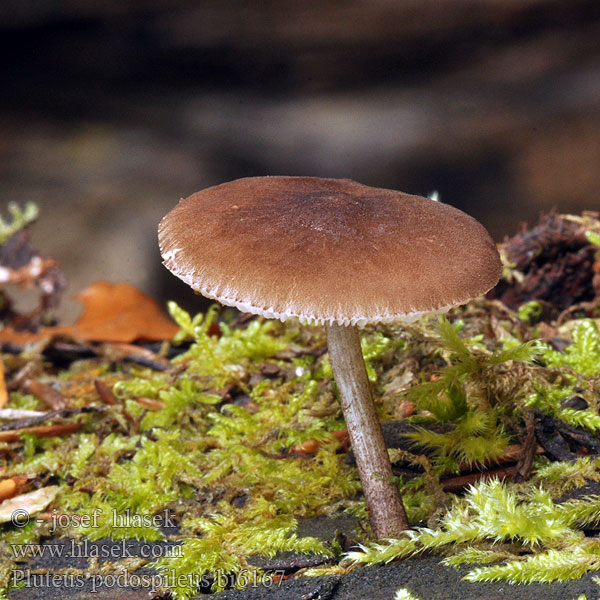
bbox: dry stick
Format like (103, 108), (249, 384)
(442, 466), (517, 493)
(100, 343), (171, 371)
(94, 379), (139, 433)
(326, 323), (408, 538)
(0, 423), (81, 443)
(0, 407), (97, 431)
(514, 410), (537, 482)
(24, 380), (69, 410)
(94, 380), (118, 405)
(135, 397), (164, 411)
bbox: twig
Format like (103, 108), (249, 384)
(514, 410), (537, 482)
(0, 409), (46, 420)
(100, 342), (171, 371)
(0, 407), (97, 431)
(23, 379), (69, 409)
(0, 422), (81, 442)
(442, 466), (517, 493)
(94, 379), (118, 405)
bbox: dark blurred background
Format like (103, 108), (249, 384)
(1, 0), (599, 320)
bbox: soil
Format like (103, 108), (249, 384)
(11, 548), (599, 600)
(8, 514), (600, 600)
(214, 557), (600, 600)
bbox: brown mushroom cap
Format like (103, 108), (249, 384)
(158, 176), (502, 326)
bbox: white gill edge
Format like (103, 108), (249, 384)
(166, 261), (462, 327)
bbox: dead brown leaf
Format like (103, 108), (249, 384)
(0, 360), (7, 408)
(0, 478), (16, 502)
(0, 485), (60, 523)
(0, 281), (179, 344)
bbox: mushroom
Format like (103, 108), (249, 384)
(158, 176), (502, 539)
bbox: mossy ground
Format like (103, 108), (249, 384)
(1, 215), (600, 599)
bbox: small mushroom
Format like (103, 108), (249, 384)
(158, 176), (501, 539)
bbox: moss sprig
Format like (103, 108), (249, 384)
(0, 202), (39, 244)
(402, 316), (538, 468)
(345, 476), (600, 584)
(539, 320), (600, 377)
(154, 500), (331, 597)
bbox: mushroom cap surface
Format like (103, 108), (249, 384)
(158, 176), (502, 326)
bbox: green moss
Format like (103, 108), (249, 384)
(586, 230), (600, 246)
(5, 393), (42, 411)
(67, 434), (97, 478)
(168, 301), (291, 386)
(345, 476), (600, 583)
(539, 319), (600, 376)
(0, 306), (361, 597)
(533, 457), (600, 494)
(2, 296), (600, 594)
(463, 546), (600, 584)
(360, 331), (394, 382)
(61, 429), (202, 541)
(140, 376), (221, 430)
(401, 316), (538, 469)
(517, 300), (544, 324)
(155, 501), (331, 596)
(0, 202), (38, 245)
(343, 312), (600, 585)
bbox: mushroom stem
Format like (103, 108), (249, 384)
(326, 323), (409, 538)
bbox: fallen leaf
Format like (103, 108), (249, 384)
(0, 485), (60, 524)
(0, 479), (17, 502)
(61, 282), (179, 342)
(0, 360), (6, 408)
(0, 281), (179, 344)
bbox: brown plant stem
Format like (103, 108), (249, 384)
(0, 422), (81, 442)
(326, 323), (408, 538)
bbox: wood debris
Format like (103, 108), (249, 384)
(489, 212), (600, 314)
